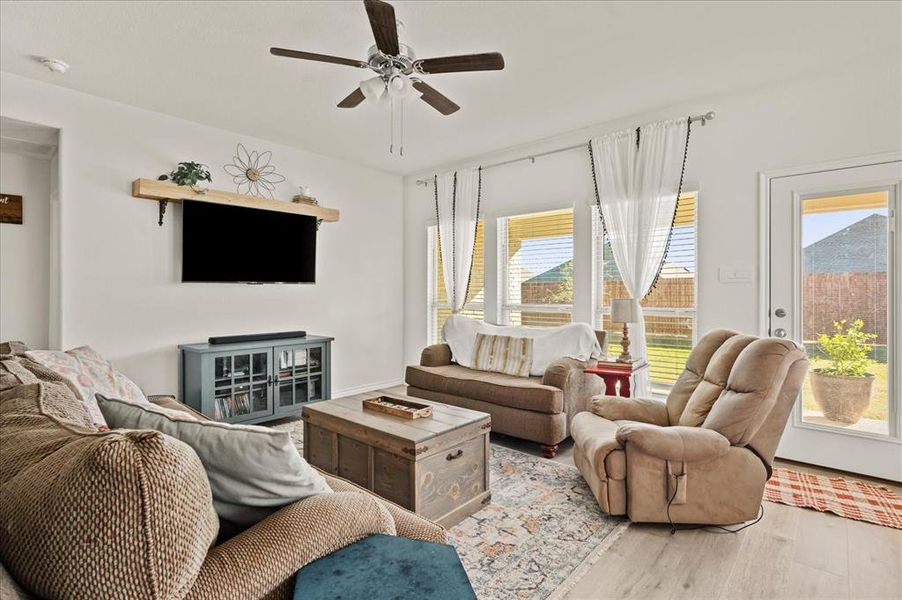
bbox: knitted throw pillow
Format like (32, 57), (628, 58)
(98, 395), (332, 526)
(0, 379), (218, 599)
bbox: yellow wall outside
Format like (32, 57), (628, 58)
(506, 208), (574, 258)
(802, 190), (888, 214)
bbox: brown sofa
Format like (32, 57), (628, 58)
(405, 331), (606, 458)
(0, 344), (446, 600)
(570, 329), (808, 525)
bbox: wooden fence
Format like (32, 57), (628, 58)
(803, 272), (887, 344)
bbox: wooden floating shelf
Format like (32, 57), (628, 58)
(132, 178), (340, 222)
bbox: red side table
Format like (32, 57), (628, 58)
(584, 359), (649, 398)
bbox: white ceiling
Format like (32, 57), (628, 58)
(1, 1), (898, 175)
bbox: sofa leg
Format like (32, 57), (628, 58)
(540, 444), (559, 459)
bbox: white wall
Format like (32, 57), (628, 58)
(402, 57), (902, 365)
(0, 72), (404, 397)
(0, 151), (51, 348)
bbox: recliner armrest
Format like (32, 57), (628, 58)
(420, 344), (453, 367)
(543, 358), (605, 422)
(591, 396), (669, 426)
(615, 423), (730, 463)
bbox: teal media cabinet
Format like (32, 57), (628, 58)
(179, 335), (333, 424)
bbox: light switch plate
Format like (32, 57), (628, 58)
(719, 266), (754, 283)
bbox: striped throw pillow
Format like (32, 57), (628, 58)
(472, 333), (534, 377)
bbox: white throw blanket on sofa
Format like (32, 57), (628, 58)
(442, 315), (602, 376)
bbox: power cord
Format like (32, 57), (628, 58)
(666, 471), (765, 535)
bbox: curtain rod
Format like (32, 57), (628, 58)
(415, 111), (715, 186)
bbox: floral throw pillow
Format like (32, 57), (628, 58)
(26, 346), (147, 427)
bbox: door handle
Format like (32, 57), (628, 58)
(774, 308), (786, 318)
(774, 328), (787, 338)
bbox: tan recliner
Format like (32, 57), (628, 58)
(571, 329), (809, 525)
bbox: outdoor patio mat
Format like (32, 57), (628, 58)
(765, 467), (902, 529)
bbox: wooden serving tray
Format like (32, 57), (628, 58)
(362, 396), (433, 420)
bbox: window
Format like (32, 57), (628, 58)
(499, 208), (574, 327)
(595, 192), (697, 393)
(428, 221), (485, 344)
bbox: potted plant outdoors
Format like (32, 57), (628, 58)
(160, 161), (212, 193)
(810, 319), (877, 424)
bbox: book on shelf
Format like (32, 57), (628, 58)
(214, 396), (228, 420)
(213, 391), (251, 420)
(596, 358), (648, 370)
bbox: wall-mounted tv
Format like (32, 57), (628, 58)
(182, 200), (317, 284)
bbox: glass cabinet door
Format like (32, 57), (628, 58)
(274, 345), (323, 414)
(275, 346), (306, 412)
(309, 346), (323, 372)
(211, 350), (272, 422)
(309, 374), (323, 401)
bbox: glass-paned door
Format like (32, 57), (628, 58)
(274, 345), (315, 414)
(212, 350), (272, 422)
(769, 160), (901, 480)
(308, 346), (324, 401)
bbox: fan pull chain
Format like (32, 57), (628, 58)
(400, 100), (405, 156)
(389, 97), (395, 154)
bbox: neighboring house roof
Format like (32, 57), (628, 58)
(522, 258), (689, 286)
(803, 213), (887, 274)
(523, 260), (572, 285)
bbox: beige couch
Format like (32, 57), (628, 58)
(0, 344), (446, 600)
(405, 331), (606, 458)
(571, 329), (808, 525)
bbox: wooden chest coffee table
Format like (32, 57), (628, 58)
(301, 393), (491, 527)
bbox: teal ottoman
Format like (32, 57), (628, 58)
(293, 534), (475, 600)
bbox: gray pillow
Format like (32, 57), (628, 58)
(97, 394), (331, 525)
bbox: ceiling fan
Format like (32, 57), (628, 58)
(270, 0), (505, 117)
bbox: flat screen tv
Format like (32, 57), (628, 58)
(182, 200), (317, 284)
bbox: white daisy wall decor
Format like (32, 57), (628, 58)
(224, 143), (286, 198)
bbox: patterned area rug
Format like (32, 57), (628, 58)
(273, 420), (627, 599)
(765, 467), (902, 529)
(449, 444), (627, 600)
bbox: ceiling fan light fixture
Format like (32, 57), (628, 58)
(387, 72), (414, 99)
(360, 75), (386, 102)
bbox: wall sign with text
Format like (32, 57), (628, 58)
(0, 194), (23, 224)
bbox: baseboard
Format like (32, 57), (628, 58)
(332, 379), (405, 399)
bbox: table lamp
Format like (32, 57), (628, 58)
(611, 298), (640, 363)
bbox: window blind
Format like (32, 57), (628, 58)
(596, 193), (697, 392)
(429, 221), (485, 344)
(500, 208), (574, 328)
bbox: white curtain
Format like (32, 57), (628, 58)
(435, 167), (482, 312)
(590, 117), (690, 397)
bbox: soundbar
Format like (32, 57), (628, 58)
(209, 331), (307, 345)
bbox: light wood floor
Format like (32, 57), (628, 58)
(495, 435), (902, 600)
(377, 385), (901, 599)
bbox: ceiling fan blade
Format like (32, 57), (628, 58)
(364, 0), (400, 56)
(337, 88), (366, 108)
(415, 52), (505, 74)
(413, 81), (460, 115)
(270, 47), (367, 68)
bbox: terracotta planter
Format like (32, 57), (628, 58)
(809, 369), (874, 424)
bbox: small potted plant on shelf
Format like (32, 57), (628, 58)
(810, 319), (877, 424)
(160, 161), (212, 193)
